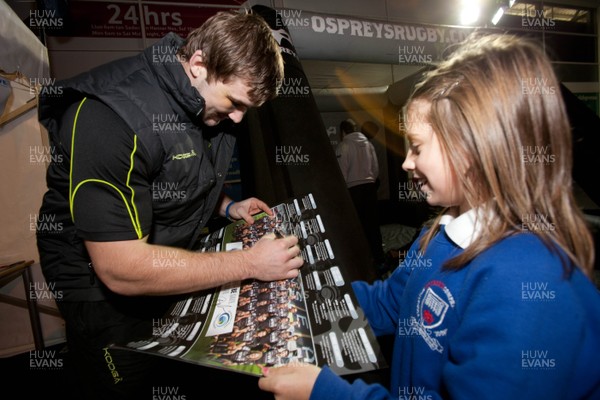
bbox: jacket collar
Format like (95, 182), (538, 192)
(441, 208), (484, 249)
(144, 33), (205, 122)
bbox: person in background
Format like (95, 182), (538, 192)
(259, 33), (600, 400)
(336, 118), (385, 271)
(360, 120), (382, 191)
(36, 9), (303, 400)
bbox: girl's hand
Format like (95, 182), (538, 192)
(258, 363), (321, 400)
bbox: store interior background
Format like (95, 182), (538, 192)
(1, 0), (599, 368)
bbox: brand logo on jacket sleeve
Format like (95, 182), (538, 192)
(172, 149), (197, 160)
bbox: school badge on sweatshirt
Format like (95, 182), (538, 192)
(410, 280), (456, 353)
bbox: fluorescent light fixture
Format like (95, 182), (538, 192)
(491, 6), (506, 25)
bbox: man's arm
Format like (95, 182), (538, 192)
(336, 142), (349, 183)
(369, 143), (379, 178)
(86, 234), (303, 296)
(70, 99), (302, 296)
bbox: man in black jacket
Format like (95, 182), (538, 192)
(36, 10), (302, 399)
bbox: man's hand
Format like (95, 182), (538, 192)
(227, 197), (272, 224)
(246, 233), (304, 281)
(258, 363), (321, 400)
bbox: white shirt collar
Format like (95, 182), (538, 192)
(441, 208), (484, 249)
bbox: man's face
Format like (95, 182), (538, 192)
(197, 76), (255, 126)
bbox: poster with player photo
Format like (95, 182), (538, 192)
(109, 193), (386, 377)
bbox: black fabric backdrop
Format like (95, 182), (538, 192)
(236, 5), (378, 283)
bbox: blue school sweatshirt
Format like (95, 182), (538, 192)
(311, 211), (600, 400)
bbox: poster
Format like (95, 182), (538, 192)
(110, 193), (386, 377)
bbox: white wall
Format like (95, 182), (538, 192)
(0, 78), (66, 357)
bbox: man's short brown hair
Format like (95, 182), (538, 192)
(178, 9), (284, 105)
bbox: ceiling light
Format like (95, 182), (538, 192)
(491, 6), (506, 25)
(460, 0), (481, 25)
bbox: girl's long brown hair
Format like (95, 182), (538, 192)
(406, 33), (594, 276)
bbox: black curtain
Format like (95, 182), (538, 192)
(236, 5), (378, 283)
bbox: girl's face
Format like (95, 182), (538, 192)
(402, 100), (468, 214)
